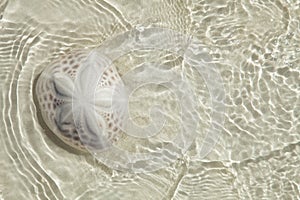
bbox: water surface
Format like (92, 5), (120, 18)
(0, 0), (299, 199)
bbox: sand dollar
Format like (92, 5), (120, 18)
(35, 49), (125, 151)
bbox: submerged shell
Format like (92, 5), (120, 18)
(35, 49), (125, 151)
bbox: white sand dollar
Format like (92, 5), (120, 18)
(35, 50), (125, 151)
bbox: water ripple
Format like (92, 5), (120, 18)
(0, 0), (299, 199)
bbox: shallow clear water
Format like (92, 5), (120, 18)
(0, 0), (299, 199)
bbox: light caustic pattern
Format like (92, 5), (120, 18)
(35, 28), (226, 172)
